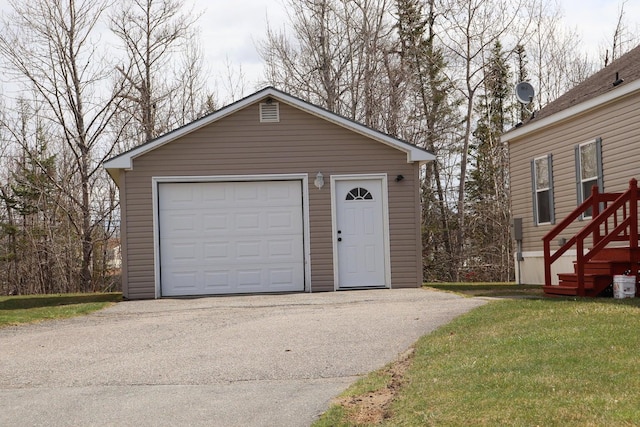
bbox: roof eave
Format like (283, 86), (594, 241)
(103, 88), (271, 172)
(271, 90), (435, 163)
(103, 87), (435, 177)
(503, 78), (640, 143)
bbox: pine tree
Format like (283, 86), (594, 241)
(396, 0), (461, 281)
(0, 122), (59, 294)
(466, 40), (513, 281)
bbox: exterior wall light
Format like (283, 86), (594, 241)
(314, 172), (325, 189)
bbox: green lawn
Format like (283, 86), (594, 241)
(0, 293), (122, 327)
(315, 285), (640, 426)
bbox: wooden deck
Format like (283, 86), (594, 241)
(543, 180), (640, 297)
(544, 247), (640, 297)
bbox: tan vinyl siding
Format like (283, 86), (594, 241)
(122, 101), (421, 297)
(119, 172), (129, 298)
(509, 92), (640, 253)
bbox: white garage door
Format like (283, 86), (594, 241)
(158, 180), (305, 296)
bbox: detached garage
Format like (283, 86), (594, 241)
(104, 87), (434, 299)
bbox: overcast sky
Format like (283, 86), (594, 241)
(193, 0), (639, 100)
(0, 0), (636, 103)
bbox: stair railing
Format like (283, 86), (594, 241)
(543, 179), (639, 295)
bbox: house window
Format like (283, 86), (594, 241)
(575, 138), (603, 218)
(531, 154), (554, 225)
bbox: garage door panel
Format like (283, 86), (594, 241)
(267, 211), (297, 231)
(162, 185), (197, 207)
(160, 214), (199, 238)
(199, 210), (302, 237)
(236, 240), (261, 259)
(236, 269), (262, 287)
(159, 180), (304, 296)
(201, 185), (227, 203)
(235, 213), (260, 231)
(203, 271), (232, 290)
(203, 242), (229, 260)
(268, 240), (295, 257)
(166, 242), (198, 262)
(164, 270), (199, 290)
(202, 214), (228, 231)
(270, 269), (294, 285)
(235, 185), (260, 201)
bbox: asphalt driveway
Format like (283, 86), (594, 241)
(0, 288), (486, 426)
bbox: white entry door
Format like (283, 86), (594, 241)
(158, 180), (305, 296)
(334, 178), (388, 288)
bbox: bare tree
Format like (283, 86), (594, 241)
(220, 56), (247, 105)
(524, 0), (593, 107)
(260, 0), (399, 133)
(395, 0), (462, 280)
(603, 1), (639, 66)
(259, 0), (618, 282)
(0, 0), (127, 292)
(170, 39), (217, 125)
(110, 0), (201, 143)
(436, 0), (528, 279)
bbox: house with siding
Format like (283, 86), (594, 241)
(503, 45), (640, 296)
(104, 87), (434, 299)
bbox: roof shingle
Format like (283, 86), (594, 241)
(526, 44), (640, 124)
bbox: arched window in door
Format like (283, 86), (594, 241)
(345, 187), (373, 201)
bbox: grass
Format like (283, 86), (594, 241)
(314, 284), (640, 426)
(0, 292), (122, 327)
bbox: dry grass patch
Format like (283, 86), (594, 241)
(0, 293), (122, 327)
(333, 348), (414, 424)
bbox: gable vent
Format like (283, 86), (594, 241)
(260, 101), (280, 123)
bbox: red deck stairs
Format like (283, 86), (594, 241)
(543, 179), (640, 297)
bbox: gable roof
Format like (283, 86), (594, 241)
(104, 87), (435, 184)
(503, 44), (640, 142)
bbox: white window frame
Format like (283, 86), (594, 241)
(576, 138), (603, 219)
(532, 155), (554, 225)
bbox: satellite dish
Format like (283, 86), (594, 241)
(515, 82), (535, 105)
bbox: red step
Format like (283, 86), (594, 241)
(576, 260), (634, 276)
(548, 273), (609, 297)
(591, 247), (640, 262)
(543, 285), (588, 296)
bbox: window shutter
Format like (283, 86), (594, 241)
(548, 154), (555, 224)
(531, 159), (538, 226)
(595, 137), (604, 191)
(574, 144), (582, 210)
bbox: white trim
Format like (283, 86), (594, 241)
(503, 78), (640, 142)
(152, 174), (311, 298)
(105, 87), (434, 182)
(330, 174), (391, 290)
